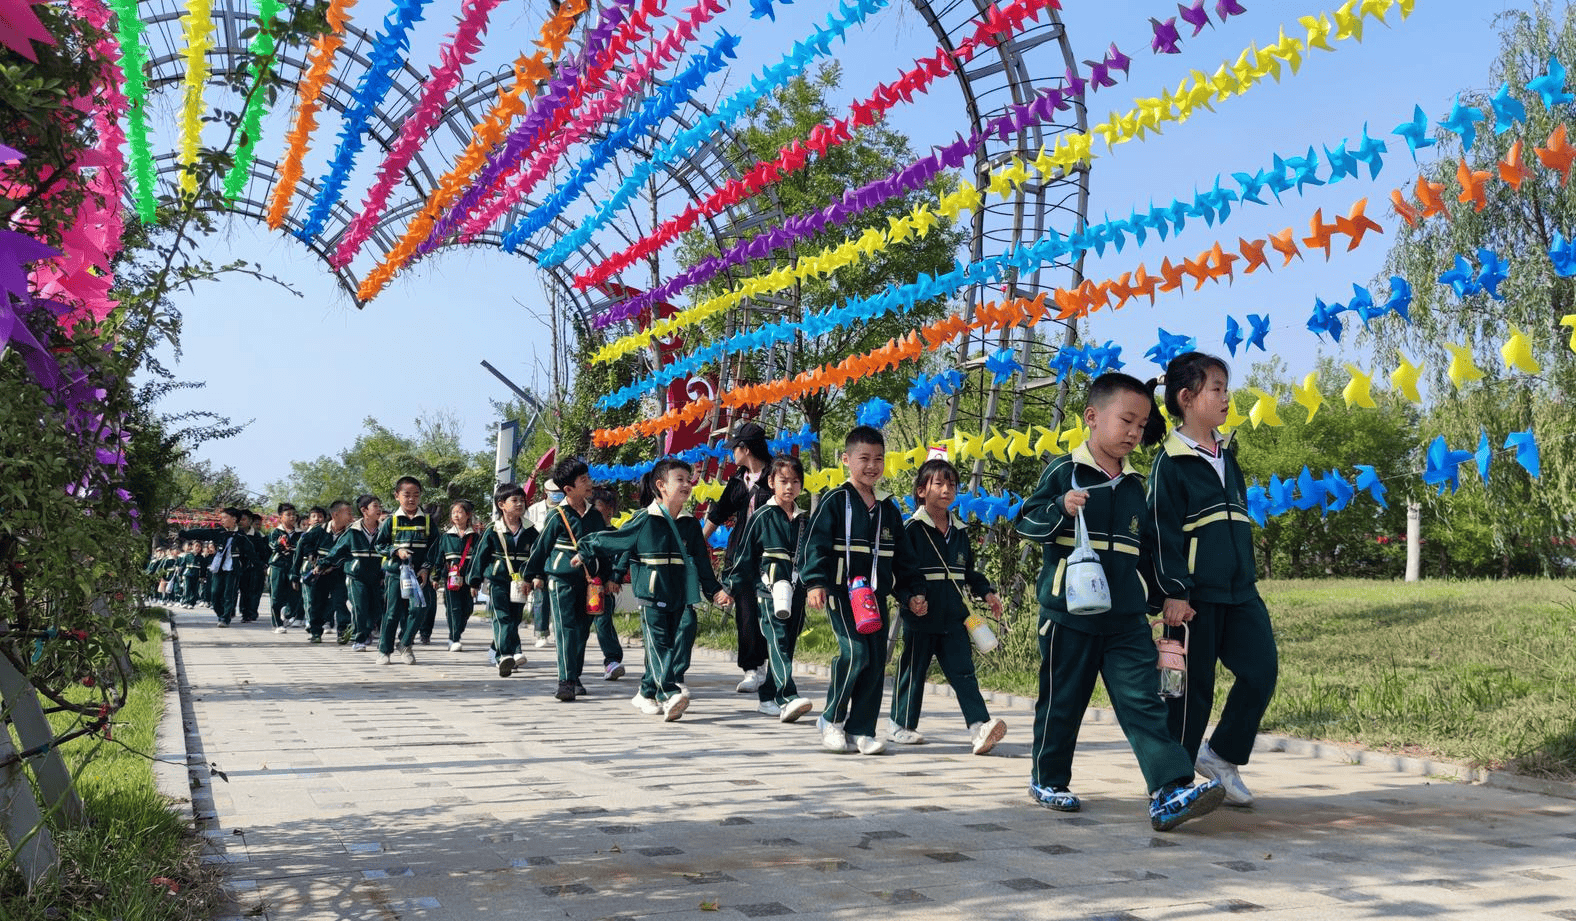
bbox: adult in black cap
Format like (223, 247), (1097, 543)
(703, 420), (774, 693)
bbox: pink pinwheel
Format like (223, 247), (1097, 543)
(0, 0), (55, 60)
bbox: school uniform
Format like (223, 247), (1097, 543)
(468, 520), (540, 662)
(196, 551), (213, 604)
(525, 503), (618, 690)
(1015, 446), (1194, 794)
(291, 524), (330, 631)
(580, 502), (720, 703)
(375, 510), (440, 655)
(266, 528), (303, 627)
(319, 520), (382, 644)
(707, 467), (773, 676)
(525, 498), (560, 640)
(301, 523), (356, 640)
(890, 507), (996, 731)
(724, 502), (808, 707)
(181, 552), (203, 606)
(238, 528), (268, 621)
(432, 527), (482, 645)
(802, 482), (904, 739)
(179, 527), (256, 624)
(1149, 430), (1277, 766)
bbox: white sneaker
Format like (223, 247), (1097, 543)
(374, 653), (391, 665)
(498, 655), (515, 678)
(1196, 742), (1254, 806)
(400, 646), (416, 665)
(631, 693), (662, 715)
(781, 697), (814, 723)
(821, 724), (854, 754)
(448, 641), (463, 652)
(885, 719), (925, 745)
(662, 694), (689, 722)
(757, 700), (783, 717)
(273, 626), (287, 634)
(604, 661), (625, 680)
(735, 666), (765, 694)
(534, 636), (549, 649)
(969, 718), (1007, 755)
(351, 642), (368, 652)
(854, 734), (887, 755)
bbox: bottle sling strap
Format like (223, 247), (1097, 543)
(842, 494), (882, 590)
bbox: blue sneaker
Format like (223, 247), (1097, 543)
(1029, 783), (1081, 812)
(1149, 778), (1226, 831)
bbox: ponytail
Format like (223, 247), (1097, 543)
(1140, 377), (1167, 447)
(1088, 372), (1167, 447)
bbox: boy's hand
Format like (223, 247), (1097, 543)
(395, 548), (410, 561)
(606, 581), (622, 596)
(1061, 489), (1090, 515)
(713, 590), (733, 607)
(908, 595), (928, 616)
(1162, 597), (1194, 626)
(984, 592), (1003, 617)
(807, 587), (827, 610)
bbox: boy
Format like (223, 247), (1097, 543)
(1014, 373), (1225, 831)
(301, 500), (354, 644)
(268, 503), (304, 632)
(239, 511), (268, 623)
(590, 486), (627, 681)
(179, 508), (255, 626)
(524, 460), (623, 702)
(577, 458), (730, 720)
(291, 507), (330, 634)
(180, 541), (204, 607)
(803, 426), (906, 755)
(889, 459), (1008, 755)
(317, 495), (385, 649)
(376, 477), (440, 665)
(468, 483), (539, 676)
(524, 478), (562, 649)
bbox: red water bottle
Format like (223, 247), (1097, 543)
(849, 577), (882, 634)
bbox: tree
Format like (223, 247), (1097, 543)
(266, 413), (495, 509)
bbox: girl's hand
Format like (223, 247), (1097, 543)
(1061, 490), (1090, 515)
(532, 578), (544, 589)
(713, 590), (733, 607)
(984, 592), (1003, 617)
(1162, 597), (1195, 626)
(908, 595), (928, 616)
(807, 587), (827, 610)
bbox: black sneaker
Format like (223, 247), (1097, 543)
(554, 680), (576, 702)
(574, 681), (588, 696)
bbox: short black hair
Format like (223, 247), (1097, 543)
(221, 506), (243, 520)
(1162, 351), (1231, 420)
(591, 486), (618, 511)
(651, 458), (694, 489)
(552, 458), (589, 489)
(307, 505), (328, 519)
(277, 502), (296, 515)
(328, 499), (352, 513)
(767, 453), (804, 485)
(844, 425), (885, 452)
(355, 493), (380, 512)
(493, 482), (526, 510)
(1087, 372), (1166, 447)
(393, 476), (422, 495)
(913, 458), (959, 501)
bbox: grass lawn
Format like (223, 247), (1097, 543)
(639, 578), (1576, 779)
(0, 614), (222, 920)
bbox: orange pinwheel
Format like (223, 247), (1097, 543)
(1334, 198), (1383, 250)
(1208, 241), (1238, 281)
(1238, 237), (1269, 273)
(1414, 176), (1450, 219)
(1269, 227), (1302, 265)
(1158, 257), (1187, 293)
(1455, 158), (1492, 212)
(1389, 187), (1421, 227)
(1499, 138), (1530, 189)
(1535, 123), (1575, 186)
(1300, 208), (1337, 257)
(1180, 254), (1212, 290)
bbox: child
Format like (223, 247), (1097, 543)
(803, 425), (906, 756)
(291, 507), (331, 635)
(181, 541), (203, 607)
(318, 495), (386, 649)
(416, 501), (444, 645)
(180, 508), (255, 626)
(198, 542), (216, 606)
(703, 421), (775, 694)
(268, 504), (303, 633)
(724, 454), (815, 723)
(525, 459), (625, 702)
(1149, 352), (1277, 808)
(1015, 372), (1224, 831)
(469, 485), (539, 674)
(375, 477), (440, 665)
(433, 499), (481, 652)
(590, 486), (627, 680)
(239, 511), (268, 623)
(578, 458), (729, 720)
(889, 459), (1008, 755)
(524, 478), (563, 649)
(301, 500), (355, 644)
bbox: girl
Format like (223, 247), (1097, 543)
(724, 454), (815, 723)
(468, 483), (539, 678)
(432, 500), (480, 652)
(1149, 352), (1278, 808)
(702, 422), (774, 694)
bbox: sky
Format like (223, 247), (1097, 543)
(147, 0), (1521, 495)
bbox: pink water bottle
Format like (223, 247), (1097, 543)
(849, 577), (882, 634)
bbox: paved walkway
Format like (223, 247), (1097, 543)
(157, 609), (1576, 921)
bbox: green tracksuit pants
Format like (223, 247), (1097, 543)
(755, 587), (805, 705)
(822, 592), (890, 738)
(489, 590), (525, 659)
(239, 565), (264, 621)
(546, 576), (591, 683)
(307, 575), (349, 639)
(379, 578), (427, 654)
(268, 567), (301, 628)
(639, 604), (694, 702)
(182, 574), (201, 606)
(347, 576), (382, 643)
(1166, 595), (1278, 766)
(417, 594), (439, 642)
(443, 586), (474, 644)
(210, 570), (240, 624)
(891, 623), (989, 730)
(1033, 620), (1194, 794)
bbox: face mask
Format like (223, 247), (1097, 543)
(547, 491), (565, 504)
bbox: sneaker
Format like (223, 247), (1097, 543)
(274, 626), (287, 634)
(534, 636), (549, 649)
(735, 666), (765, 694)
(554, 681), (576, 702)
(448, 641), (463, 652)
(662, 694), (689, 721)
(757, 700), (783, 717)
(885, 719), (925, 745)
(351, 642), (369, 652)
(375, 653), (391, 665)
(1196, 743), (1254, 807)
(631, 693), (662, 715)
(820, 722), (854, 754)
(1029, 783), (1081, 812)
(574, 681), (588, 697)
(498, 655), (516, 678)
(337, 629), (352, 646)
(216, 621), (229, 628)
(399, 646), (416, 665)
(781, 697), (814, 723)
(418, 635), (431, 645)
(604, 661), (625, 680)
(1150, 779), (1227, 831)
(308, 635), (322, 645)
(488, 650), (499, 667)
(969, 718), (1007, 756)
(854, 735), (886, 756)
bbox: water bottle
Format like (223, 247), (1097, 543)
(400, 564), (417, 600)
(964, 612), (999, 653)
(770, 580), (794, 620)
(849, 577), (882, 634)
(1155, 623), (1188, 699)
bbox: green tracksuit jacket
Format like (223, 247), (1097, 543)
(1147, 431), (1258, 604)
(523, 503), (615, 585)
(801, 483), (903, 597)
(266, 528), (301, 572)
(292, 524), (334, 578)
(1014, 445), (1153, 635)
(722, 502), (806, 598)
(321, 521), (383, 583)
(467, 521), (541, 589)
(376, 511), (440, 575)
(894, 507), (994, 634)
(578, 503), (721, 609)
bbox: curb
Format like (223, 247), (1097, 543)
(154, 612), (222, 829)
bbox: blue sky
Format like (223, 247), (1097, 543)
(150, 0), (1513, 493)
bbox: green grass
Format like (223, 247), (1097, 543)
(668, 579), (1576, 779)
(0, 614), (223, 920)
